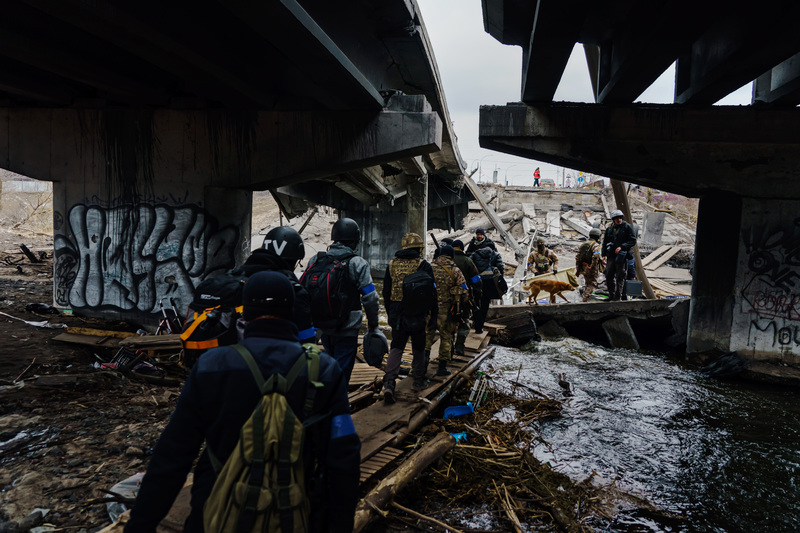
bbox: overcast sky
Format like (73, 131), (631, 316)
(417, 0), (751, 187)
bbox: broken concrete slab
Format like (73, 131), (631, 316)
(537, 319), (569, 339)
(602, 316), (640, 350)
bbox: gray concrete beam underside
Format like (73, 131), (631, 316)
(0, 98), (442, 191)
(479, 102), (800, 199)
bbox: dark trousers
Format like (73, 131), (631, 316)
(474, 287), (492, 332)
(321, 334), (359, 385)
(605, 254), (628, 301)
(384, 320), (427, 384)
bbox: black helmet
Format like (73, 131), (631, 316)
(262, 226), (305, 263)
(331, 218), (360, 243)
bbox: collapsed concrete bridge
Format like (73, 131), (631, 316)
(479, 0), (800, 367)
(0, 1), (470, 323)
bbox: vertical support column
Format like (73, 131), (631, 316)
(406, 176), (428, 256)
(347, 175), (428, 279)
(686, 193), (741, 354)
(729, 197), (800, 364)
(52, 179), (251, 323)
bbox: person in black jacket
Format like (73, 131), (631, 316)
(125, 272), (360, 533)
(602, 210), (637, 301)
(240, 226), (316, 344)
(470, 245), (505, 334)
(465, 227), (497, 254)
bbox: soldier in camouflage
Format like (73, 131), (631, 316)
(424, 245), (468, 377)
(527, 237), (559, 275)
(452, 239), (481, 356)
(381, 232), (437, 402)
(575, 228), (604, 302)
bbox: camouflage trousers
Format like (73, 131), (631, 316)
(581, 268), (601, 302)
(425, 309), (458, 362)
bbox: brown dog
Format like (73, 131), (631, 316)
(522, 278), (579, 305)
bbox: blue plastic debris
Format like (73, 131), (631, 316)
(450, 432), (468, 443)
(443, 401), (474, 419)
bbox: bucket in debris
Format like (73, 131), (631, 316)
(625, 280), (643, 297)
(443, 401), (474, 419)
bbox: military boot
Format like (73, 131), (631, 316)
(383, 380), (396, 404)
(436, 360), (451, 376)
(454, 335), (466, 356)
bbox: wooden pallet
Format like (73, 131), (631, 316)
(360, 447), (403, 483)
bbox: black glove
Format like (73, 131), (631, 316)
(553, 268), (558, 274)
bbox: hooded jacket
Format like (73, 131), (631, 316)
(125, 318), (360, 533)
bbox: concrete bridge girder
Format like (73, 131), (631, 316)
(0, 95), (446, 323)
(479, 102), (800, 199)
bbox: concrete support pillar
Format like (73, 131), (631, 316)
(686, 194), (741, 354)
(728, 197), (800, 365)
(52, 179), (251, 323)
(347, 176), (428, 279)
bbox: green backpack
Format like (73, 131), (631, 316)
(203, 344), (324, 533)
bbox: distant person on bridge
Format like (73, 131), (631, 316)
(602, 210), (637, 301)
(527, 237), (558, 275)
(575, 228), (604, 302)
(533, 167), (541, 187)
(466, 227), (497, 254)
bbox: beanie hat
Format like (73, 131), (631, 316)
(440, 245), (455, 258)
(453, 239), (464, 250)
(441, 237), (454, 246)
(242, 271), (294, 321)
(476, 228), (486, 236)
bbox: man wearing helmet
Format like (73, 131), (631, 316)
(381, 232), (437, 401)
(303, 218), (380, 383)
(575, 228), (604, 302)
(527, 236), (559, 275)
(240, 226), (316, 344)
(602, 210), (637, 301)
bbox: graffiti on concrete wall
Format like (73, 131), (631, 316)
(53, 203), (239, 314)
(739, 214), (800, 352)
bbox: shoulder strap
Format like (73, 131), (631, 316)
(439, 263), (457, 283)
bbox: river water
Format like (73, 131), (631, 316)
(491, 339), (800, 532)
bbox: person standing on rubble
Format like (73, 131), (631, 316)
(575, 228), (604, 302)
(466, 227), (497, 254)
(424, 245), (468, 378)
(602, 210), (637, 301)
(302, 218), (380, 384)
(527, 236), (559, 275)
(452, 239), (482, 356)
(381, 232), (438, 402)
(124, 271), (360, 533)
(470, 243), (505, 334)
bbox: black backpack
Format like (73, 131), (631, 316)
(180, 269), (246, 368)
(401, 265), (436, 317)
(300, 251), (358, 330)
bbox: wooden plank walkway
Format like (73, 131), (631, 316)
(351, 329), (493, 484)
